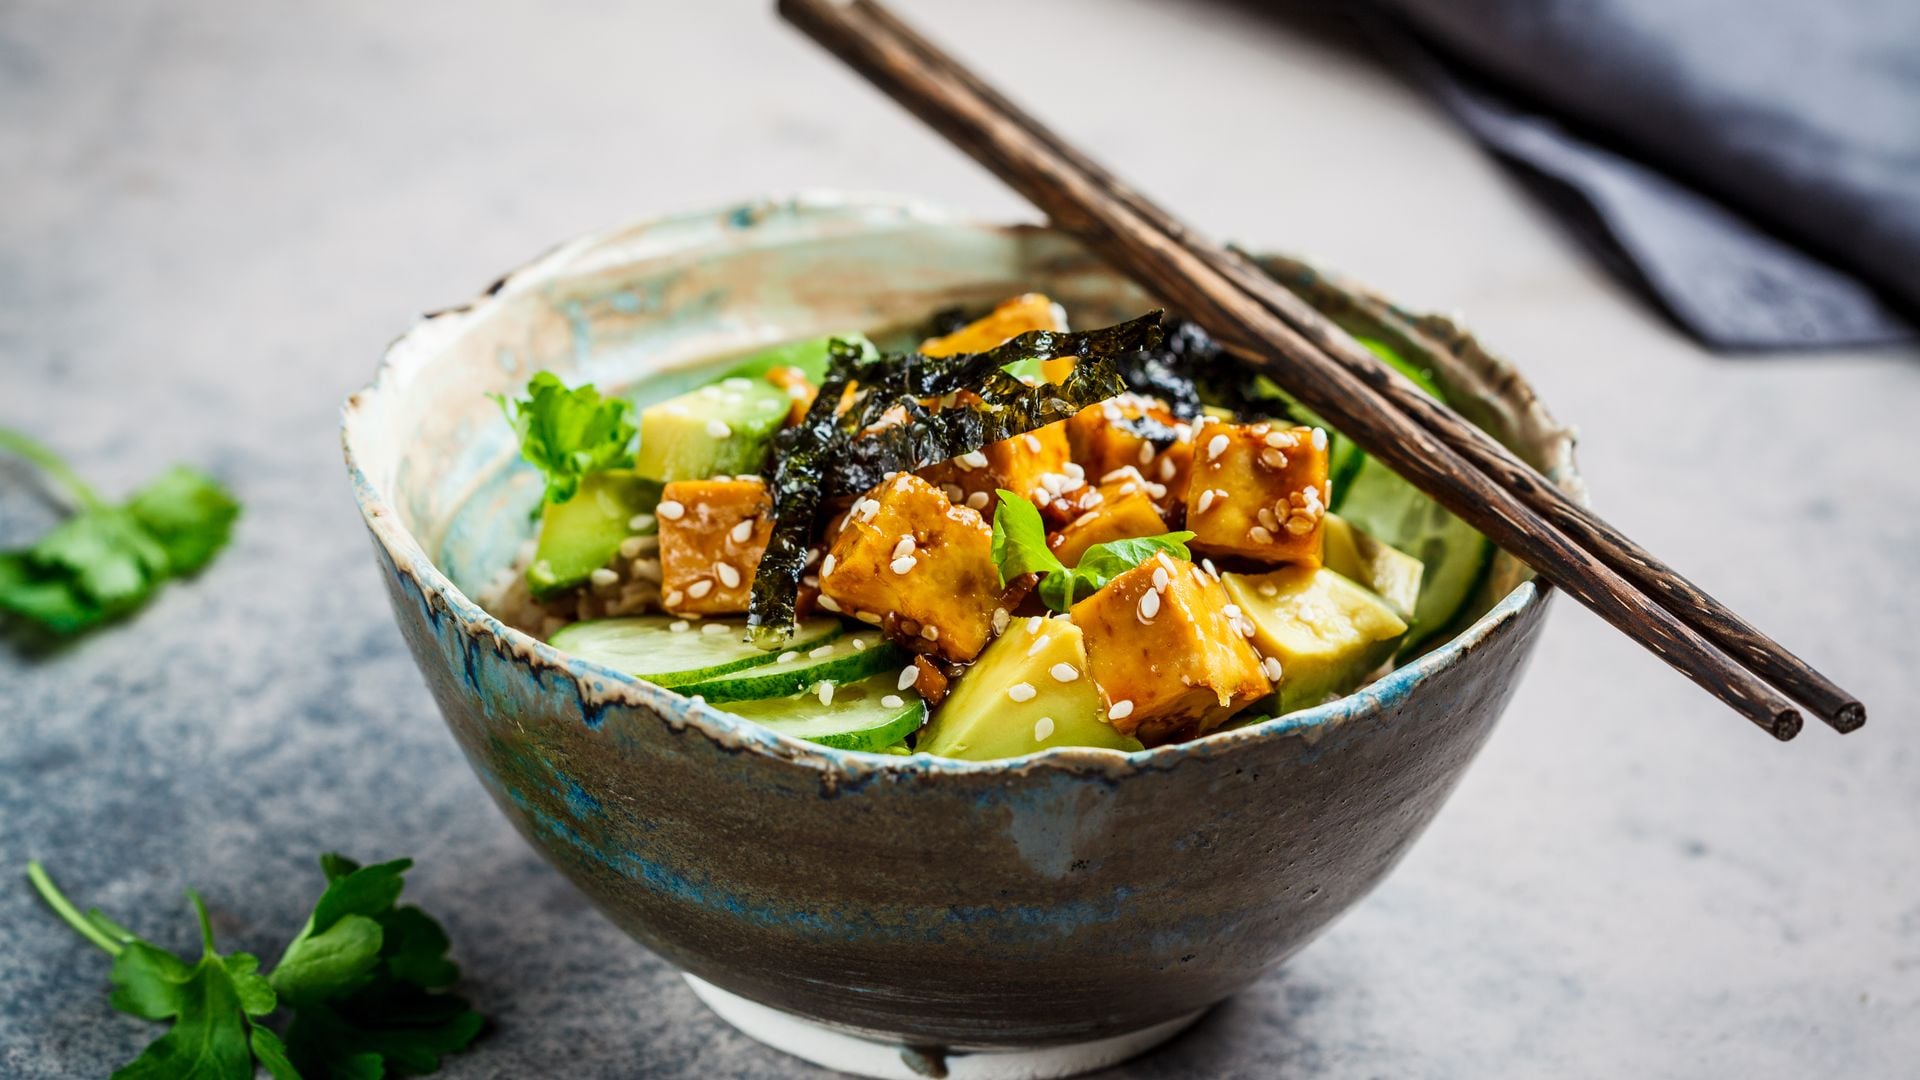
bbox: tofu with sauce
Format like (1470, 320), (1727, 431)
(818, 473), (1003, 662)
(1048, 474), (1170, 566)
(657, 478), (773, 616)
(1185, 421), (1330, 566)
(1065, 393), (1194, 512)
(1069, 553), (1271, 743)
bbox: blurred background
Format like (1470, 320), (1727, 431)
(3, 2), (1915, 1077)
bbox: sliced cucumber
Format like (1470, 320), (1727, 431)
(550, 615), (842, 687)
(718, 672), (927, 751)
(673, 633), (908, 703)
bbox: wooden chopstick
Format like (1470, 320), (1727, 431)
(843, 0), (1863, 736)
(779, 0), (1843, 741)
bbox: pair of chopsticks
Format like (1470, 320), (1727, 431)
(777, 0), (1865, 741)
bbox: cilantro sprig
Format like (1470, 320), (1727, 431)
(28, 855), (482, 1080)
(493, 372), (637, 506)
(0, 428), (239, 639)
(990, 489), (1195, 612)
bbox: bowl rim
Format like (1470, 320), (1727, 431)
(341, 191), (1572, 781)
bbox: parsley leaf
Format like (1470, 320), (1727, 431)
(0, 429), (239, 639)
(991, 490), (1194, 612)
(494, 372), (637, 506)
(27, 854), (483, 1080)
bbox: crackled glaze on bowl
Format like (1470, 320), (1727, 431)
(341, 193), (1576, 1050)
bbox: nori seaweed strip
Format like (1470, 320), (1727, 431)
(1147, 317), (1305, 424)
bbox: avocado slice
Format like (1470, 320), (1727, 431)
(1321, 513), (1423, 622)
(719, 332), (875, 384)
(1222, 567), (1408, 715)
(527, 470), (661, 598)
(634, 377), (791, 483)
(919, 617), (1143, 760)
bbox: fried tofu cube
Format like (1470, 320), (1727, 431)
(1070, 553), (1271, 742)
(819, 474), (1002, 662)
(920, 292), (1067, 358)
(919, 421), (1073, 517)
(657, 478), (773, 615)
(1065, 394), (1194, 510)
(1049, 477), (1170, 566)
(1184, 422), (1329, 566)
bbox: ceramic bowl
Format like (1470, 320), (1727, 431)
(341, 194), (1578, 1078)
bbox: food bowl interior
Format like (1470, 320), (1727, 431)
(347, 193), (1577, 747)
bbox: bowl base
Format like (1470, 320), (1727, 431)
(684, 975), (1206, 1080)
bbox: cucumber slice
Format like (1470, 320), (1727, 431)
(549, 615), (842, 687)
(673, 633), (908, 703)
(718, 672), (927, 751)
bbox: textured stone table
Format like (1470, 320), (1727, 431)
(3, 2), (1915, 1076)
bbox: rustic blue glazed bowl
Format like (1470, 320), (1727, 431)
(341, 195), (1578, 1072)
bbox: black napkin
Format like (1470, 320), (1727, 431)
(1363, 0), (1919, 350)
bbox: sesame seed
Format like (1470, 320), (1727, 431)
(809, 645), (834, 658)
(689, 694), (704, 705)
(589, 568), (619, 588)
(618, 536), (646, 559)
(1072, 510), (1099, 528)
(705, 419), (732, 439)
(890, 555), (917, 575)
(853, 637), (869, 650)
(921, 625), (939, 641)
(1008, 682), (1037, 703)
(1312, 427), (1328, 451)
(730, 519), (755, 544)
(1034, 716), (1055, 742)
(1262, 656), (1284, 681)
(1082, 491), (1105, 508)
(632, 558), (661, 581)
(702, 622), (729, 635)
(1259, 507), (1281, 531)
(787, 383), (808, 399)
(1108, 700), (1135, 720)
(1159, 457), (1176, 481)
(1023, 433), (1043, 453)
(1223, 603), (1243, 619)
(1050, 662), (1080, 683)
(1101, 468), (1136, 484)
(1192, 566), (1208, 587)
(899, 666), (919, 691)
(1137, 589), (1161, 621)
(1146, 481), (1168, 500)
(817, 682), (835, 706)
(628, 513), (655, 532)
(817, 595), (841, 612)
(722, 377), (750, 390)
(778, 651), (800, 663)
(957, 450), (989, 470)
(688, 579), (714, 599)
(1118, 482), (1138, 496)
(1062, 462), (1085, 479)
(1026, 616), (1044, 634)
(1026, 635), (1052, 658)
(941, 483), (965, 502)
(820, 554), (836, 578)
(891, 536), (916, 560)
(1202, 558), (1220, 578)
(670, 620), (690, 633)
(856, 611), (882, 625)
(656, 500), (686, 521)
(966, 491), (991, 510)
(1196, 489), (1216, 514)
(716, 562), (741, 588)
(1258, 582), (1279, 597)
(1260, 449), (1289, 470)
(992, 607), (1011, 635)
(1152, 565), (1171, 590)
(1285, 516), (1316, 536)
(665, 589), (684, 606)
(1206, 434), (1229, 460)
(1249, 525), (1274, 544)
(881, 694), (905, 709)
(1137, 441), (1155, 465)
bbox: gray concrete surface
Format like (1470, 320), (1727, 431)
(2, 1), (1915, 1076)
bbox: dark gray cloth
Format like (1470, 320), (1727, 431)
(1368, 0), (1920, 350)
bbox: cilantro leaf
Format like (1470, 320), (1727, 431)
(0, 429), (240, 640)
(105, 892), (272, 1080)
(991, 490), (1194, 611)
(494, 372), (637, 506)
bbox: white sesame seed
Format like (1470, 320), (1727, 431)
(1137, 441), (1155, 465)
(891, 536), (916, 560)
(1202, 558), (1220, 578)
(890, 555), (917, 575)
(1195, 489), (1216, 514)
(1022, 616), (1042, 635)
(881, 694), (905, 709)
(817, 595), (841, 612)
(1023, 434), (1043, 453)
(1146, 481), (1168, 500)
(706, 419), (732, 438)
(1119, 482), (1138, 496)
(656, 500), (686, 521)
(1159, 457), (1177, 481)
(1258, 582), (1279, 597)
(730, 519), (755, 544)
(631, 558), (660, 581)
(1262, 656), (1284, 681)
(688, 579), (714, 599)
(819, 554), (836, 578)
(809, 644), (834, 658)
(1034, 716), (1055, 742)
(1249, 525), (1274, 544)
(588, 567), (619, 588)
(1050, 662), (1080, 683)
(992, 607), (1011, 635)
(626, 514), (654, 533)
(957, 450), (989, 470)
(857, 611), (882, 625)
(1071, 510), (1099, 528)
(1259, 507), (1281, 531)
(853, 637), (869, 650)
(1100, 467), (1136, 484)
(1062, 462), (1084, 479)
(715, 562), (741, 588)
(966, 491), (991, 510)
(1026, 634), (1052, 658)
(941, 483), (965, 502)
(1082, 491), (1105, 508)
(817, 681), (835, 706)
(1152, 565), (1171, 590)
(689, 694), (704, 705)
(665, 589), (684, 606)
(1312, 427), (1328, 451)
(618, 537), (644, 559)
(702, 622), (729, 636)
(1008, 682), (1037, 703)
(921, 625), (939, 641)
(778, 651), (799, 663)
(1137, 589), (1161, 621)
(1260, 449), (1289, 471)
(1206, 433), (1229, 460)
(670, 620), (690, 633)
(899, 666), (920, 691)
(1108, 699), (1135, 720)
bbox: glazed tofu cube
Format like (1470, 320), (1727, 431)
(1065, 394), (1194, 510)
(1070, 553), (1271, 742)
(1184, 422), (1329, 566)
(920, 292), (1067, 360)
(819, 473), (1002, 662)
(657, 478), (773, 616)
(920, 421), (1073, 517)
(1049, 477), (1169, 566)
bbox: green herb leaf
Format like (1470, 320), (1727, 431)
(107, 892), (270, 1080)
(494, 372), (637, 506)
(990, 491), (1193, 612)
(0, 430), (240, 640)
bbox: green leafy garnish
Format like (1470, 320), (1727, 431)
(0, 428), (240, 639)
(28, 855), (482, 1080)
(494, 372), (637, 506)
(990, 490), (1193, 612)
